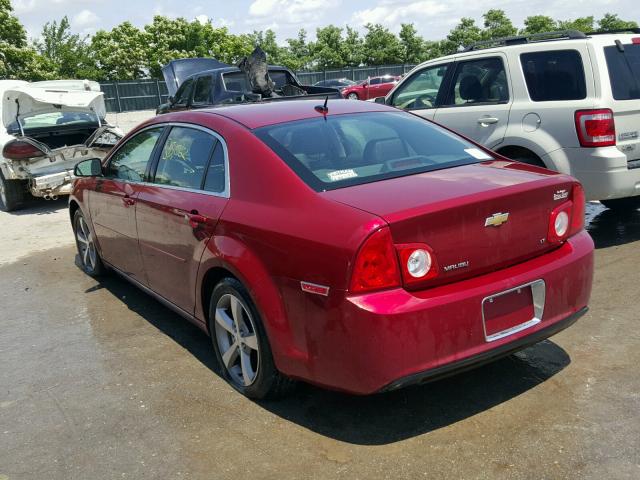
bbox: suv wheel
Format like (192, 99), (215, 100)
(600, 196), (640, 211)
(0, 170), (26, 212)
(208, 278), (294, 399)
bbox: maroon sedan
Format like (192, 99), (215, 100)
(341, 75), (400, 100)
(70, 99), (593, 398)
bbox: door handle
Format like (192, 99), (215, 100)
(478, 116), (499, 126)
(185, 211), (208, 228)
(122, 195), (136, 207)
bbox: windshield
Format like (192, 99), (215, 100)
(7, 111), (100, 133)
(604, 43), (640, 100)
(254, 112), (492, 191)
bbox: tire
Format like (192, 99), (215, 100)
(600, 196), (640, 211)
(208, 277), (294, 399)
(0, 170), (26, 212)
(347, 92), (359, 100)
(73, 209), (105, 276)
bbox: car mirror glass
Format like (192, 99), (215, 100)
(74, 158), (103, 177)
(374, 96), (386, 104)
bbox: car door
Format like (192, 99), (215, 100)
(388, 63), (453, 121)
(135, 125), (229, 314)
(89, 127), (165, 283)
(432, 55), (512, 148)
(169, 78), (195, 113)
(191, 75), (213, 109)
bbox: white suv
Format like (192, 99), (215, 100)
(378, 30), (640, 209)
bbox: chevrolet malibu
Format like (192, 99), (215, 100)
(69, 99), (594, 399)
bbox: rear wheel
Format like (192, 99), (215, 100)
(73, 209), (105, 276)
(0, 170), (26, 212)
(600, 196), (640, 211)
(208, 278), (293, 399)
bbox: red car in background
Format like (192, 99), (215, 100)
(341, 75), (400, 100)
(69, 99), (593, 399)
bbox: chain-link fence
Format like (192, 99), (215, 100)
(99, 64), (418, 112)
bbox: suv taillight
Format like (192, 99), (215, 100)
(2, 140), (47, 160)
(574, 109), (616, 147)
(548, 183), (585, 244)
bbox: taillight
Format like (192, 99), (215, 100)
(2, 140), (46, 160)
(632, 37), (640, 44)
(574, 109), (616, 147)
(396, 243), (439, 288)
(548, 183), (586, 244)
(349, 227), (401, 293)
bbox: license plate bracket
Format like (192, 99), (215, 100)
(482, 280), (545, 342)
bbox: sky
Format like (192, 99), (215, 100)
(12, 0), (639, 43)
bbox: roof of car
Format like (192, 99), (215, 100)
(198, 97), (392, 129)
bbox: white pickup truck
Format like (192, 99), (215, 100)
(0, 80), (122, 211)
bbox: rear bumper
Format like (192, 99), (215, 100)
(548, 146), (640, 201)
(31, 170), (75, 196)
(291, 231), (593, 395)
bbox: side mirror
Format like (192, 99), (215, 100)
(168, 95), (175, 104)
(374, 96), (386, 104)
(362, 82), (369, 87)
(74, 158), (103, 177)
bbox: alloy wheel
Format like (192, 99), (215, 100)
(214, 293), (260, 387)
(76, 215), (98, 271)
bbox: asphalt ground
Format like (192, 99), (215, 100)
(0, 199), (639, 479)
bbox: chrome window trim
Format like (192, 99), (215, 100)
(105, 122), (231, 199)
(481, 279), (545, 343)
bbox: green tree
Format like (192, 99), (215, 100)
(558, 16), (595, 32)
(35, 16), (97, 78)
(282, 29), (310, 70)
(482, 9), (517, 39)
(521, 15), (558, 34)
(343, 27), (364, 67)
(246, 29), (284, 64)
(597, 13), (638, 32)
(312, 25), (346, 69)
(363, 23), (403, 65)
(440, 17), (482, 54)
(399, 23), (424, 64)
(90, 22), (149, 80)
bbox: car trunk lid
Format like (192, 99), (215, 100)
(323, 161), (577, 285)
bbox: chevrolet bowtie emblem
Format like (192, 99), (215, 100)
(485, 212), (510, 227)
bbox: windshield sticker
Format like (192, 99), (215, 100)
(464, 148), (493, 160)
(327, 169), (358, 181)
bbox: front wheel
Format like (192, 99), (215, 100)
(73, 209), (105, 276)
(208, 278), (294, 399)
(600, 196), (640, 211)
(347, 92), (359, 100)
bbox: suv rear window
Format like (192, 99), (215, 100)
(520, 50), (587, 101)
(604, 44), (640, 100)
(254, 112), (492, 191)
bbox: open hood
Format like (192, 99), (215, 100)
(162, 58), (230, 96)
(2, 86), (106, 128)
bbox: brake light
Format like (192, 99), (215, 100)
(396, 243), (439, 288)
(574, 109), (616, 147)
(350, 227), (401, 293)
(2, 140), (46, 161)
(548, 183), (586, 244)
(569, 183), (585, 236)
(632, 37), (640, 44)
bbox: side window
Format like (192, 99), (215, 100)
(106, 128), (163, 181)
(369, 78), (381, 85)
(174, 78), (194, 106)
(520, 50), (586, 101)
(391, 64), (449, 110)
(446, 57), (508, 106)
(154, 127), (216, 189)
(193, 76), (213, 104)
(203, 141), (227, 193)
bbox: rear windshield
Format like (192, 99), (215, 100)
(604, 44), (640, 100)
(7, 111), (100, 134)
(223, 70), (294, 92)
(254, 112), (492, 191)
(520, 50), (587, 101)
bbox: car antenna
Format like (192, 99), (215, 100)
(314, 95), (329, 115)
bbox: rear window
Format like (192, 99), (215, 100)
(520, 50), (587, 101)
(254, 112), (492, 191)
(604, 44), (640, 100)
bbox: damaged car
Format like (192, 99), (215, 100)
(157, 48), (341, 114)
(0, 80), (122, 211)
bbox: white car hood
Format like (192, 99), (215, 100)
(3, 86), (106, 128)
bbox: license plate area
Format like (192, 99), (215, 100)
(482, 280), (545, 342)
